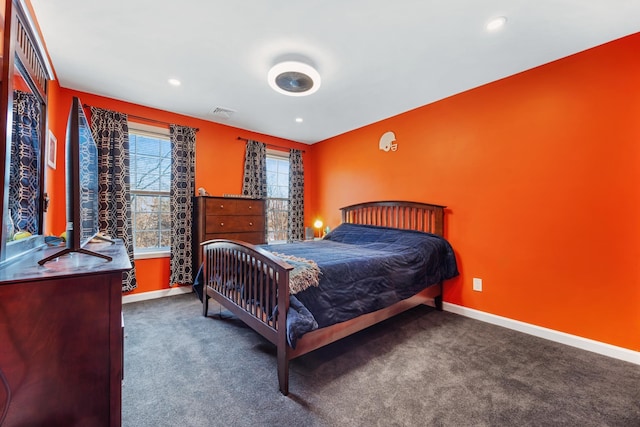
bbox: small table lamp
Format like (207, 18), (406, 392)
(313, 219), (323, 238)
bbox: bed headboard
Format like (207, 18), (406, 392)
(340, 201), (446, 236)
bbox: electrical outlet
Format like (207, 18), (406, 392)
(473, 277), (482, 292)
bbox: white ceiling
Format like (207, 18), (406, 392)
(30, 0), (640, 144)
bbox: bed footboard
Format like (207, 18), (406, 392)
(201, 239), (293, 393)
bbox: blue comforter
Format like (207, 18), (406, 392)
(263, 223), (459, 346)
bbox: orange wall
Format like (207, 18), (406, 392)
(309, 33), (640, 351)
(45, 84), (312, 296)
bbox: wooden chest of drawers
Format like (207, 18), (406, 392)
(0, 242), (131, 426)
(192, 196), (266, 269)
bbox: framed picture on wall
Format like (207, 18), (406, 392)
(47, 130), (57, 169)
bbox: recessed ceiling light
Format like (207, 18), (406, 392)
(168, 78), (181, 86)
(295, 117), (303, 123)
(268, 61), (321, 97)
(486, 16), (507, 32)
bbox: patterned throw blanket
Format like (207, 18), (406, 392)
(272, 252), (321, 294)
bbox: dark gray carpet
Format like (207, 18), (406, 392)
(122, 293), (640, 427)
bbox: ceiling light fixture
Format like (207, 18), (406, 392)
(486, 16), (507, 31)
(295, 117), (303, 123)
(168, 78), (181, 86)
(268, 61), (321, 96)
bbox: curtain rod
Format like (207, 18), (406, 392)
(83, 104), (199, 132)
(237, 137), (305, 153)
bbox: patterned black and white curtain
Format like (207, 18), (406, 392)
(9, 90), (41, 234)
(90, 107), (136, 292)
(287, 149), (304, 242)
(241, 140), (267, 199)
(169, 124), (196, 286)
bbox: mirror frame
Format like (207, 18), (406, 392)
(0, 0), (53, 265)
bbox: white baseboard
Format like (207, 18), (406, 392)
(443, 302), (640, 366)
(122, 286), (193, 304)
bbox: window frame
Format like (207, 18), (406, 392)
(128, 122), (171, 259)
(265, 149), (290, 244)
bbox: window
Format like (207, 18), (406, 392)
(129, 123), (171, 255)
(266, 150), (289, 243)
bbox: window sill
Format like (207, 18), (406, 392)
(134, 250), (170, 260)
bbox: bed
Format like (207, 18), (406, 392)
(199, 200), (459, 395)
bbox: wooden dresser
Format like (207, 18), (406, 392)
(0, 241), (131, 427)
(192, 196), (266, 269)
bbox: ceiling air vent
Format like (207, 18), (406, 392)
(210, 107), (236, 119)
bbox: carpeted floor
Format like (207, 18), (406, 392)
(121, 293), (640, 427)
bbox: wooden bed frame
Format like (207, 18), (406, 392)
(201, 200), (447, 395)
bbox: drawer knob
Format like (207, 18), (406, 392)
(248, 205), (252, 209)
(220, 222), (224, 226)
(249, 222), (253, 226)
(220, 204), (224, 209)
